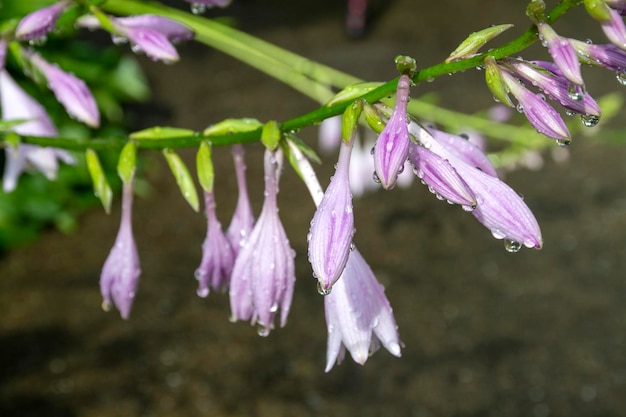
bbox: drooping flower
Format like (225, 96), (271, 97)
(195, 191), (234, 297)
(324, 248), (401, 372)
(536, 22), (584, 86)
(570, 37), (626, 81)
(225, 144), (255, 256)
(28, 51), (100, 127)
(408, 123), (543, 250)
(601, 7), (626, 49)
(100, 176), (141, 319)
(373, 74), (411, 189)
(229, 148), (295, 336)
(308, 135), (355, 294)
(15, 0), (71, 41)
(77, 14), (194, 63)
(0, 70), (74, 192)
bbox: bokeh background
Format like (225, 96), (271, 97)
(2, 1), (626, 416)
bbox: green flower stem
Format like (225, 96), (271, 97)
(2, 0), (582, 151)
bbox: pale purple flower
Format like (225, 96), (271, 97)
(537, 22), (584, 86)
(318, 115), (342, 154)
(0, 70), (74, 192)
(570, 37), (626, 73)
(601, 8), (626, 49)
(409, 123), (543, 250)
(308, 136), (355, 294)
(15, 0), (70, 41)
(324, 248), (401, 372)
(77, 14), (194, 63)
(28, 52), (100, 127)
(499, 69), (571, 141)
(373, 74), (411, 189)
(195, 191), (234, 297)
(100, 177), (141, 319)
(229, 148), (295, 336)
(506, 58), (601, 117)
(0, 39), (7, 70)
(226, 144), (255, 256)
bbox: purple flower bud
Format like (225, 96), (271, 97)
(77, 14), (194, 64)
(500, 70), (571, 141)
(427, 127), (498, 177)
(601, 7), (626, 49)
(570, 38), (626, 72)
(308, 136), (355, 294)
(29, 52), (100, 127)
(229, 148), (295, 336)
(537, 23), (584, 86)
(15, 0), (70, 41)
(0, 70), (73, 192)
(373, 74), (411, 189)
(195, 191), (235, 297)
(507, 58), (601, 117)
(606, 0), (626, 14)
(226, 144), (255, 256)
(408, 144), (476, 207)
(408, 125), (542, 249)
(100, 178), (141, 319)
(324, 248), (401, 372)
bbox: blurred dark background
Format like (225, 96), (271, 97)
(2, 1), (626, 416)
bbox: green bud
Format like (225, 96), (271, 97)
(130, 126), (196, 141)
(484, 56), (514, 108)
(526, 0), (546, 24)
(446, 24), (514, 63)
(261, 120), (281, 151)
(583, 0), (612, 22)
(203, 118), (262, 136)
(163, 148), (200, 212)
(117, 141), (137, 184)
(395, 55), (417, 76)
(326, 82), (383, 107)
(341, 99), (363, 142)
(196, 141), (214, 193)
(363, 103), (385, 134)
(86, 149), (113, 214)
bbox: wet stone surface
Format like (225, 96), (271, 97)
(2, 1), (626, 416)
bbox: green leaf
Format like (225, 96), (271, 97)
(196, 141), (214, 193)
(446, 24), (514, 63)
(163, 148), (200, 212)
(203, 118), (262, 136)
(326, 82), (383, 107)
(117, 141), (137, 184)
(86, 149), (113, 213)
(130, 126), (196, 141)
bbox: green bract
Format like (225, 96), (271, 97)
(163, 148), (200, 212)
(446, 24), (514, 63)
(196, 141), (214, 193)
(86, 149), (113, 214)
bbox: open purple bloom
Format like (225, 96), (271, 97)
(195, 191), (234, 297)
(229, 148), (295, 336)
(77, 14), (194, 63)
(226, 144), (255, 256)
(324, 248), (401, 372)
(409, 123), (543, 250)
(100, 177), (141, 319)
(308, 135), (355, 294)
(15, 0), (70, 41)
(506, 58), (601, 117)
(537, 22), (584, 86)
(601, 8), (626, 49)
(373, 74), (411, 189)
(0, 70), (74, 192)
(28, 52), (100, 127)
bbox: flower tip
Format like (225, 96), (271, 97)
(387, 342), (402, 358)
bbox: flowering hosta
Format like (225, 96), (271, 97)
(2, 0), (626, 371)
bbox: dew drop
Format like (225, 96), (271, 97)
(504, 239), (522, 253)
(196, 287), (209, 298)
(516, 103), (524, 113)
(111, 35), (128, 45)
(580, 113), (600, 127)
(616, 71), (626, 85)
(491, 228), (506, 239)
(372, 171), (381, 183)
(101, 300), (111, 312)
(191, 3), (207, 14)
(556, 137), (571, 147)
(567, 83), (583, 101)
(131, 43), (143, 54)
(28, 36), (47, 46)
(269, 303), (279, 313)
(256, 324), (270, 337)
(317, 281), (332, 296)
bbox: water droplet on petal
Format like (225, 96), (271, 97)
(580, 113), (600, 127)
(317, 281), (332, 296)
(372, 171), (381, 184)
(191, 3), (207, 14)
(504, 239), (522, 253)
(556, 137), (571, 147)
(567, 83), (583, 101)
(616, 71), (626, 86)
(28, 36), (47, 46)
(256, 324), (270, 337)
(111, 35), (128, 45)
